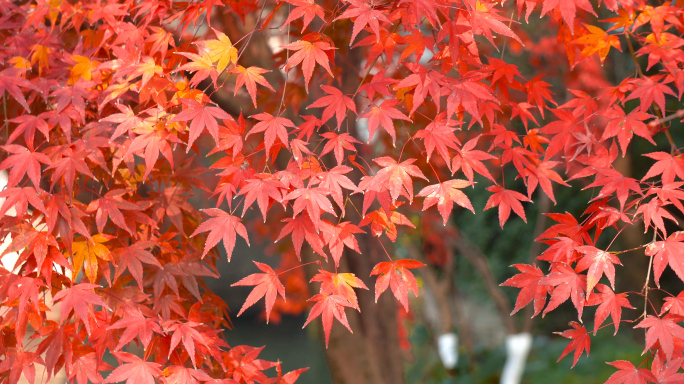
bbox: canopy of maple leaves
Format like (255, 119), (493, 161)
(0, 0), (683, 382)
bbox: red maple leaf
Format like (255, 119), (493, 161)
(69, 350), (111, 384)
(510, 103), (539, 131)
(636, 198), (678, 236)
(284, 187), (336, 231)
(246, 113), (295, 157)
(585, 169), (642, 211)
(46, 142), (97, 195)
(282, 0), (326, 31)
(7, 113), (50, 150)
(282, 38), (335, 92)
(108, 312), (161, 351)
(334, 0), (390, 44)
(0, 68), (32, 110)
(86, 189), (142, 235)
(414, 113), (461, 166)
(370, 259), (425, 311)
(367, 157), (427, 204)
(540, 0), (596, 30)
(52, 283), (105, 335)
(468, 0), (522, 46)
(445, 74), (497, 124)
(662, 291), (684, 316)
(162, 366), (212, 384)
(501, 264), (550, 316)
(397, 0), (440, 27)
(524, 76), (556, 118)
(642, 152), (684, 185)
(230, 66), (274, 107)
(647, 183), (684, 217)
(191, 208), (250, 260)
(276, 214), (326, 258)
(359, 206), (415, 242)
(586, 284), (633, 335)
(645, 231), (684, 287)
(395, 63), (443, 117)
(237, 174), (286, 222)
(319, 220), (364, 267)
(575, 245), (622, 292)
(170, 98), (232, 150)
(358, 69), (398, 101)
(319, 132), (361, 166)
(451, 136), (496, 183)
(626, 75), (676, 113)
(604, 360), (657, 384)
(650, 355), (684, 384)
(601, 105), (655, 156)
(0, 186), (45, 219)
(310, 269), (368, 309)
(231, 261), (286, 323)
(149, 186), (195, 235)
(540, 263), (587, 318)
(113, 241), (162, 290)
(164, 321), (218, 368)
(484, 185), (531, 227)
(309, 166), (358, 215)
(104, 352), (162, 384)
(291, 137), (313, 166)
(555, 321), (590, 368)
(524, 160), (569, 204)
(126, 126), (181, 181)
(353, 29), (402, 70)
(399, 28), (434, 63)
(101, 104), (143, 141)
(417, 179), (474, 225)
(52, 80), (92, 118)
(360, 99), (411, 145)
(635, 315), (684, 360)
(0, 144), (51, 188)
(264, 367), (309, 384)
(306, 85), (356, 129)
(302, 293), (354, 347)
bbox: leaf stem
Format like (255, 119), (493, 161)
(277, 260), (321, 275)
(642, 229), (657, 319)
(625, 31), (678, 154)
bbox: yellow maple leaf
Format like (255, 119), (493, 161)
(69, 55), (100, 83)
(47, 0), (61, 27)
(574, 24), (621, 65)
(31, 45), (51, 75)
(173, 80), (206, 102)
(203, 29), (238, 73)
(72, 234), (113, 283)
(8, 56), (31, 71)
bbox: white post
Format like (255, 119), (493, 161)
(500, 333), (532, 384)
(437, 332), (459, 369)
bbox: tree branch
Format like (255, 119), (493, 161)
(449, 227), (517, 335)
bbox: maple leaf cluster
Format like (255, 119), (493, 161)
(0, 0), (684, 382)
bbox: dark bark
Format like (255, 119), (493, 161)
(316, 237), (405, 384)
(300, 16), (407, 384)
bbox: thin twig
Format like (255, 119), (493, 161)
(625, 32), (678, 154)
(641, 229), (657, 320)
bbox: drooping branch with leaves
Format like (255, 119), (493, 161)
(0, 0), (683, 383)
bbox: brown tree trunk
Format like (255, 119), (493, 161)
(312, 23), (406, 382)
(219, 8), (407, 382)
(303, 236), (405, 384)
